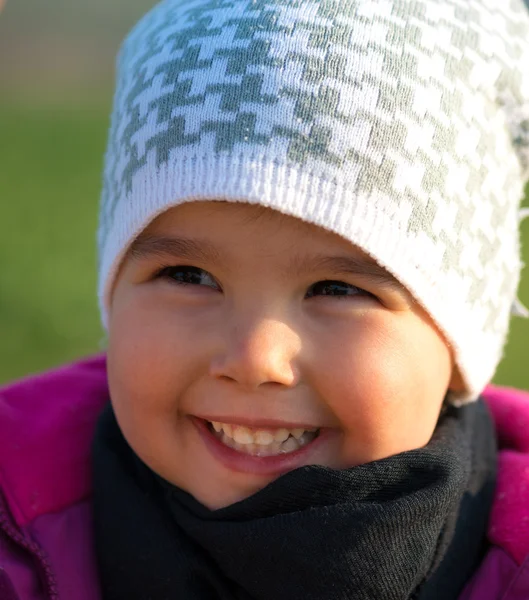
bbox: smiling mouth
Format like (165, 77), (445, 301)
(205, 420), (320, 457)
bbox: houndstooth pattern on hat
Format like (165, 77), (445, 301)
(98, 0), (529, 403)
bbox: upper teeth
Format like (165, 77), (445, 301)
(211, 422), (317, 446)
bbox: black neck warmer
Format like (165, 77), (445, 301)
(93, 400), (496, 600)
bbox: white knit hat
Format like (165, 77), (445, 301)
(98, 0), (529, 403)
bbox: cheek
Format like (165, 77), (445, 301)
(106, 288), (205, 429)
(313, 313), (451, 463)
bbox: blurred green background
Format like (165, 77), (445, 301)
(0, 1), (528, 388)
(0, 0), (155, 383)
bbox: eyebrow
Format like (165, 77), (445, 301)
(129, 234), (221, 265)
(290, 253), (407, 294)
(129, 234), (407, 295)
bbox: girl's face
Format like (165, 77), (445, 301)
(108, 202), (458, 509)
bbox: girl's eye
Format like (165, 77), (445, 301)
(306, 280), (372, 299)
(157, 266), (220, 290)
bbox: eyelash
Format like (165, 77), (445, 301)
(155, 265), (375, 300)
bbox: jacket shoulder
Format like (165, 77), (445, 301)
(482, 385), (529, 567)
(483, 385), (529, 453)
(459, 547), (529, 600)
(0, 355), (109, 527)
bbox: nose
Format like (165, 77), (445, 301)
(209, 316), (301, 391)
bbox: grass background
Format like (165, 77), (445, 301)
(0, 100), (106, 382)
(1, 97), (529, 389)
(0, 0), (154, 385)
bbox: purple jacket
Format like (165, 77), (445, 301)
(0, 355), (528, 600)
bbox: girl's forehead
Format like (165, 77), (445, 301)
(150, 201), (308, 229)
(149, 202), (356, 256)
(139, 201), (351, 253)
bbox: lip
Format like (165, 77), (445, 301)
(191, 416), (329, 476)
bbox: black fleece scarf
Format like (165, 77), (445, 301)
(93, 400), (496, 600)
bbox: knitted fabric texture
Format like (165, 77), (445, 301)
(98, 0), (529, 403)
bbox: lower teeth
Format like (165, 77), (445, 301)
(211, 427), (318, 457)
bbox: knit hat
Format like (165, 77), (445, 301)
(98, 0), (529, 404)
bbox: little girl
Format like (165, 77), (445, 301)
(1, 0), (529, 598)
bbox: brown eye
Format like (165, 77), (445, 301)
(306, 280), (372, 299)
(158, 266), (220, 290)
